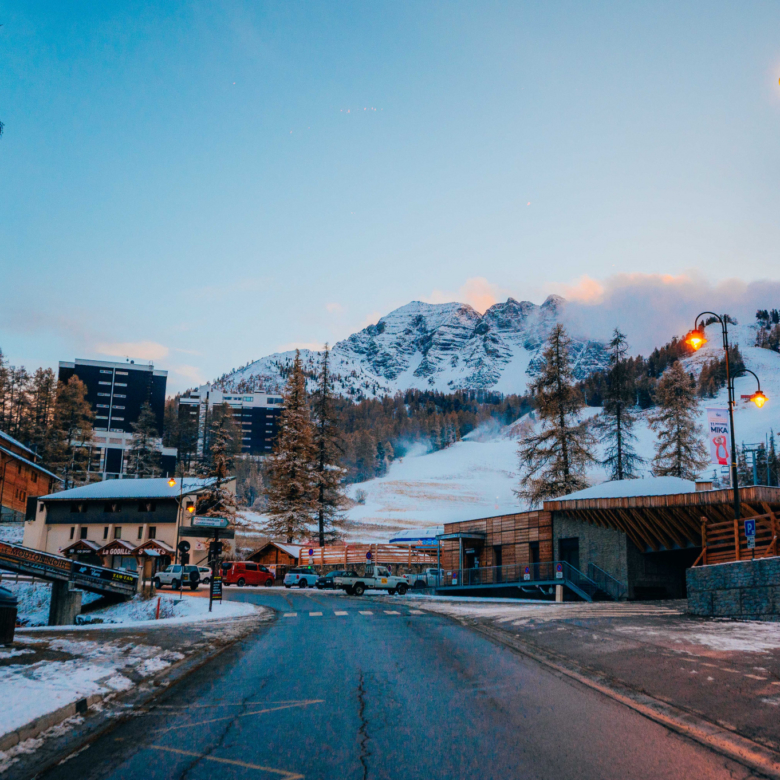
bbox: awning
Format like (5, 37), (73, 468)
(61, 539), (102, 554)
(436, 531), (487, 541)
(133, 539), (175, 556)
(99, 540), (136, 556)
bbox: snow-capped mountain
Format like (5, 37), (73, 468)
(214, 295), (610, 399)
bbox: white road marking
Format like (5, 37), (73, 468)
(334, 611), (348, 616)
(384, 610), (400, 615)
(745, 674), (768, 680)
(309, 612), (323, 617)
(359, 611), (373, 615)
(283, 613), (297, 618)
(409, 610), (424, 615)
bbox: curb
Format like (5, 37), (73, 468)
(470, 620), (780, 779)
(0, 693), (106, 752)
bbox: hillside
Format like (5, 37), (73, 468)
(215, 296), (609, 399)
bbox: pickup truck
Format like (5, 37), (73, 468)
(403, 568), (444, 589)
(333, 566), (409, 596)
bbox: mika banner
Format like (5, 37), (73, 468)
(706, 408), (731, 466)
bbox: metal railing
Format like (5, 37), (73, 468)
(587, 562), (627, 600)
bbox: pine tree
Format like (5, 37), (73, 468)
(649, 361), (709, 479)
(311, 346), (347, 545)
(516, 324), (595, 505)
(126, 402), (161, 477)
(594, 328), (643, 480)
(27, 368), (57, 461)
(197, 408), (239, 521)
(49, 377), (95, 488)
(264, 351), (317, 542)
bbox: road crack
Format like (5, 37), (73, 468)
(357, 671), (371, 780)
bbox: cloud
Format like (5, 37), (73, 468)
(556, 272), (780, 355)
(425, 277), (501, 314)
(95, 341), (170, 361)
(172, 364), (206, 385)
(326, 302), (344, 314)
(359, 311), (381, 329)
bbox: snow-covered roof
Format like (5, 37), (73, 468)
(61, 539), (102, 552)
(40, 477), (221, 501)
(0, 430), (36, 458)
(553, 476), (697, 502)
(389, 527), (444, 544)
(276, 543), (303, 558)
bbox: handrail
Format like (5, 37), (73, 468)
(587, 562), (627, 600)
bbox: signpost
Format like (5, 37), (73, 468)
(555, 563), (564, 580)
(744, 518), (756, 550)
(192, 516), (230, 529)
(523, 565), (531, 581)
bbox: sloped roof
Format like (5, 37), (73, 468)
(40, 477), (224, 501)
(250, 541), (302, 560)
(0, 430), (36, 458)
(0, 446), (61, 482)
(553, 477), (696, 502)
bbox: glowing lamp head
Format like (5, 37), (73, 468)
(168, 477), (176, 487)
(751, 390), (767, 408)
(187, 504), (196, 514)
(685, 328), (707, 351)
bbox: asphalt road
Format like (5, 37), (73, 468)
(38, 588), (759, 780)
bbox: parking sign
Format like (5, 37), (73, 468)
(744, 519), (756, 550)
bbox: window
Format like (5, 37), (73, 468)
(103, 526), (109, 539)
(116, 371), (128, 376)
(96, 415), (108, 420)
(98, 392), (111, 397)
(100, 370), (113, 374)
(16, 462), (21, 474)
(112, 417), (124, 422)
(80, 527), (88, 540)
(99, 381), (112, 386)
(114, 394), (126, 399)
(114, 527), (122, 539)
(31, 472), (38, 484)
(148, 527), (156, 539)
(137, 526), (143, 540)
(97, 404), (110, 409)
(70, 527), (75, 539)
(114, 383), (127, 387)
(104, 503), (121, 513)
(70, 503), (86, 514)
(245, 563), (258, 571)
(113, 405), (125, 410)
(138, 501), (156, 512)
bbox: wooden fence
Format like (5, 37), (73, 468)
(300, 544), (437, 568)
(693, 510), (779, 566)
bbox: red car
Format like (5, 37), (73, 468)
(221, 561), (274, 587)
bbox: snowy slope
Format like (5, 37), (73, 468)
(215, 296), (610, 399)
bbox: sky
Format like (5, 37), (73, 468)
(1, 1), (779, 392)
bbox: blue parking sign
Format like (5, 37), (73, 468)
(744, 519), (756, 537)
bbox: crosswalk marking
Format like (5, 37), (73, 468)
(359, 611), (373, 615)
(309, 612), (323, 617)
(409, 610), (424, 615)
(384, 610), (400, 615)
(335, 611), (348, 616)
(284, 613), (297, 618)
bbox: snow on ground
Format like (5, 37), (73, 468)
(2, 581), (102, 627)
(616, 621), (780, 654)
(0, 636), (185, 742)
(0, 524), (24, 544)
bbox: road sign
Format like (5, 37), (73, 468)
(523, 565), (531, 581)
(192, 516), (230, 528)
(309, 548), (314, 556)
(177, 541), (191, 553)
(745, 519), (756, 549)
(366, 551), (372, 560)
(555, 563), (564, 580)
(180, 527), (235, 539)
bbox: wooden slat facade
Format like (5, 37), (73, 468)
(440, 510), (553, 570)
(0, 438), (59, 519)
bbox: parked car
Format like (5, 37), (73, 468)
(197, 566), (212, 585)
(333, 566), (409, 596)
(315, 570), (354, 589)
(284, 567), (319, 588)
(403, 568), (444, 588)
(153, 564), (200, 591)
(221, 561), (274, 587)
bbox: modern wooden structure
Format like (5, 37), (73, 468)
(0, 431), (60, 522)
(694, 508), (779, 567)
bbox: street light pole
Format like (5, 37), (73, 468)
(686, 313), (767, 521)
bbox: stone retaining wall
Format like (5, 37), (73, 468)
(686, 557), (780, 619)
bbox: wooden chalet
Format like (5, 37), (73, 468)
(248, 541), (303, 580)
(0, 431), (60, 522)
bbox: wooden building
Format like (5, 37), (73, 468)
(0, 431), (60, 523)
(439, 510), (553, 572)
(248, 541), (303, 580)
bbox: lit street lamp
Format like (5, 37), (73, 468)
(685, 312), (767, 519)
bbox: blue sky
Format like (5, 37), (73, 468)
(1, 1), (779, 391)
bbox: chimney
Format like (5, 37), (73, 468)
(695, 481), (713, 492)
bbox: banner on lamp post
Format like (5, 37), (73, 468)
(706, 408), (731, 466)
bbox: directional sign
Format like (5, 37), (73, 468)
(192, 516), (230, 528)
(744, 519), (756, 550)
(180, 527), (235, 539)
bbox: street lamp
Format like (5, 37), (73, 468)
(685, 313), (767, 519)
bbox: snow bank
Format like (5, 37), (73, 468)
(0, 525), (24, 545)
(3, 581), (101, 627)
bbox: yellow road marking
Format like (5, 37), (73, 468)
(148, 745), (304, 778)
(153, 700), (324, 734)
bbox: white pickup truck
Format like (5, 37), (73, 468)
(334, 566), (409, 596)
(403, 568), (444, 589)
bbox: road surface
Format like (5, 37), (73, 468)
(38, 588), (757, 780)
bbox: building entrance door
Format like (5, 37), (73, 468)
(558, 538), (580, 571)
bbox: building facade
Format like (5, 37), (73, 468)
(0, 431), (60, 522)
(58, 358), (176, 478)
(179, 385), (283, 457)
(22, 477), (236, 572)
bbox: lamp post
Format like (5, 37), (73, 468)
(685, 313), (767, 520)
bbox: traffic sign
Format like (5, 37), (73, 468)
(745, 519), (756, 550)
(177, 541), (191, 553)
(523, 565), (531, 582)
(192, 516), (230, 528)
(366, 551), (372, 560)
(555, 563), (564, 580)
(309, 548), (314, 556)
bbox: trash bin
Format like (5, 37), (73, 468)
(0, 587), (18, 646)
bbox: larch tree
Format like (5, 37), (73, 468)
(312, 346), (347, 545)
(515, 324), (595, 506)
(126, 402), (161, 477)
(264, 351), (317, 542)
(594, 328), (643, 480)
(49, 376), (95, 489)
(649, 360), (709, 479)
